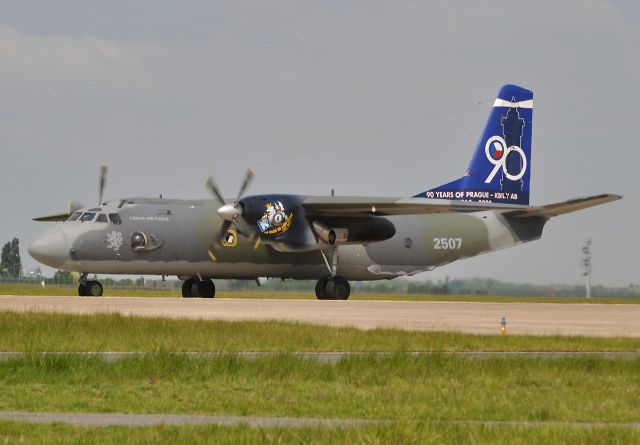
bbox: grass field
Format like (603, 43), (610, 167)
(0, 354), (639, 443)
(2, 311), (640, 352)
(2, 282), (640, 304)
(2, 312), (639, 443)
(2, 419), (638, 444)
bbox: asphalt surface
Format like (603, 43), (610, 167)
(0, 296), (639, 337)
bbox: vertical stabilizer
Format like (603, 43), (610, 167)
(417, 84), (533, 205)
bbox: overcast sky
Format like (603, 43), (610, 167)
(1, 0), (638, 285)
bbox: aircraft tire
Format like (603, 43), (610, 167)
(315, 276), (329, 300)
(78, 283), (87, 297)
(85, 280), (103, 297)
(324, 276), (350, 300)
(182, 278), (195, 298)
(197, 280), (216, 299)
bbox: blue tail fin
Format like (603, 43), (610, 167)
(416, 84), (533, 205)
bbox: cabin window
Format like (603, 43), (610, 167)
(79, 212), (96, 222)
(109, 214), (122, 225)
(96, 214), (108, 223)
(66, 212), (82, 222)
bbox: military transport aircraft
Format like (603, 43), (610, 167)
(29, 85), (620, 299)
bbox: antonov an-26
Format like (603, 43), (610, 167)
(28, 85), (620, 299)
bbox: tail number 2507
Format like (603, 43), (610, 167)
(433, 238), (462, 250)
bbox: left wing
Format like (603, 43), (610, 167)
(33, 213), (73, 222)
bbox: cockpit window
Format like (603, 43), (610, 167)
(79, 212), (96, 222)
(108, 214), (122, 225)
(66, 212), (82, 222)
(96, 214), (108, 223)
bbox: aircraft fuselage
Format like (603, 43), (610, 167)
(29, 196), (547, 281)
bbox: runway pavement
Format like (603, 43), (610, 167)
(1, 295), (639, 336)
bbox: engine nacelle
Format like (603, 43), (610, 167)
(238, 195), (396, 251)
(239, 194), (316, 250)
(312, 221), (348, 245)
(311, 217), (395, 245)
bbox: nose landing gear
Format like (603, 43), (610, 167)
(78, 277), (103, 297)
(315, 276), (350, 300)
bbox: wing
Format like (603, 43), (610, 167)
(33, 201), (84, 222)
(33, 213), (73, 222)
(506, 194), (622, 219)
(302, 194), (621, 218)
(302, 196), (527, 216)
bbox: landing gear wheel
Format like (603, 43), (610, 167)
(182, 278), (215, 298)
(324, 276), (350, 300)
(182, 278), (195, 298)
(315, 276), (329, 300)
(83, 280), (103, 297)
(196, 280), (216, 299)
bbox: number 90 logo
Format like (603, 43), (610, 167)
(484, 136), (527, 184)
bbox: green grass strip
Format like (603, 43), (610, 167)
(1, 312), (640, 352)
(2, 283), (640, 303)
(1, 420), (640, 445)
(0, 354), (639, 426)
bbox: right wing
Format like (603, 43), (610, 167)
(302, 196), (527, 217)
(506, 194), (622, 219)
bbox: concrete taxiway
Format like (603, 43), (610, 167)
(0, 296), (638, 337)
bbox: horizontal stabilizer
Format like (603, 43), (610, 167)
(507, 194), (622, 219)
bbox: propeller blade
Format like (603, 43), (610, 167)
(219, 220), (232, 240)
(98, 164), (108, 205)
(235, 167), (255, 202)
(208, 220), (233, 262)
(205, 176), (226, 207)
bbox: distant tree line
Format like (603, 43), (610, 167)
(0, 238), (21, 278)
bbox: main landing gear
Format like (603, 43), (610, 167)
(315, 276), (351, 300)
(78, 276), (103, 297)
(182, 277), (216, 298)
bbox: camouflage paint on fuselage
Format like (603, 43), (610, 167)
(49, 196), (546, 281)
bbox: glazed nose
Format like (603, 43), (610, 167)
(28, 227), (69, 268)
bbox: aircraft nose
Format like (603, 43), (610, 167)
(28, 227), (69, 269)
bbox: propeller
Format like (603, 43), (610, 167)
(204, 168), (258, 259)
(98, 164), (108, 205)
